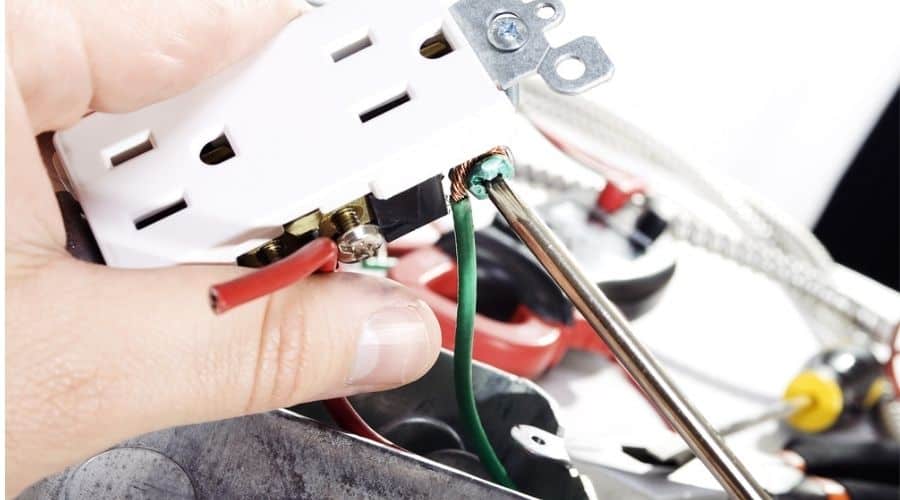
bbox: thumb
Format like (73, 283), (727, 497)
(7, 258), (441, 492)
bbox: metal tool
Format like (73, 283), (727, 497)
(720, 399), (809, 437)
(484, 177), (770, 499)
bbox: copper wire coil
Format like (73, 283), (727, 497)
(449, 146), (511, 202)
(448, 161), (473, 202)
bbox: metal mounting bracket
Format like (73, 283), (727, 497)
(450, 0), (614, 95)
(511, 424), (572, 465)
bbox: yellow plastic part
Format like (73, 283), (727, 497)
(783, 371), (843, 433)
(863, 377), (887, 408)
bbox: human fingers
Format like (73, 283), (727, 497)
(7, 262), (441, 495)
(7, 0), (309, 132)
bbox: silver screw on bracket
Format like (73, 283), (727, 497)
(452, 0), (614, 94)
(487, 13), (529, 52)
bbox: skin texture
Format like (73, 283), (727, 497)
(5, 1), (442, 495)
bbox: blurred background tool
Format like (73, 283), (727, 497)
(623, 347), (889, 468)
(782, 348), (887, 433)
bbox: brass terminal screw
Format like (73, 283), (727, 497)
(331, 207), (361, 233)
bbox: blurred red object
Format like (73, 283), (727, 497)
(389, 246), (613, 379)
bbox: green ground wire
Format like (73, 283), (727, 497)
(451, 197), (516, 489)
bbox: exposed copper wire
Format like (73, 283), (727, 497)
(449, 146), (511, 202)
(448, 164), (472, 203)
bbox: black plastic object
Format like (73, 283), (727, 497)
(532, 199), (677, 318)
(597, 259), (676, 318)
(777, 479), (900, 500)
(620, 445), (680, 467)
(786, 437), (899, 485)
(379, 416), (465, 455)
(635, 208), (669, 243)
(838, 479), (900, 500)
(56, 192), (105, 264)
(437, 225), (573, 325)
(368, 175), (447, 242)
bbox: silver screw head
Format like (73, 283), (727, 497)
(487, 13), (528, 52)
(336, 224), (386, 263)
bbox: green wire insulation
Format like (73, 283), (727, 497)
(451, 197), (516, 489)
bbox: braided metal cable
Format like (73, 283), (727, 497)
(520, 81), (842, 274)
(513, 162), (600, 195)
(519, 81), (777, 243)
(670, 215), (894, 341)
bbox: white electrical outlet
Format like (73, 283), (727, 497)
(53, 0), (611, 268)
(54, 0), (515, 267)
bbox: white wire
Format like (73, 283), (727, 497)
(670, 216), (893, 340)
(739, 187), (834, 270)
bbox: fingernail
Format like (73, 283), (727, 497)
(348, 301), (433, 386)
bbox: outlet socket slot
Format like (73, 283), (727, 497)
(332, 34), (373, 62)
(419, 30), (454, 59)
(107, 131), (155, 167)
(359, 91), (411, 123)
(134, 198), (188, 230)
(199, 132), (236, 165)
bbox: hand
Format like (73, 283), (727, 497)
(6, 1), (441, 495)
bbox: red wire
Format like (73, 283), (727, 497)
(208, 237), (398, 448)
(534, 124), (645, 189)
(323, 397), (400, 449)
(209, 237), (338, 314)
(888, 325), (900, 396)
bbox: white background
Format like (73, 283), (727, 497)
(554, 0), (900, 226)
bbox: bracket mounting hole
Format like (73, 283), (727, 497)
(556, 56), (585, 80)
(535, 3), (557, 20)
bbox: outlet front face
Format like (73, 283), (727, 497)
(54, 0), (515, 268)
